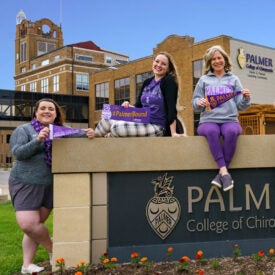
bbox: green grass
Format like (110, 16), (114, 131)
(0, 201), (53, 275)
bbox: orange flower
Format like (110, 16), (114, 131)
(111, 257), (118, 262)
(103, 251), (108, 256)
(234, 244), (239, 249)
(103, 258), (110, 264)
(131, 252), (139, 258)
(269, 248), (275, 255)
(75, 272), (83, 275)
(258, 250), (264, 257)
(179, 256), (190, 263)
(76, 260), (86, 267)
(196, 250), (204, 259)
(167, 247), (173, 253)
(140, 257), (148, 262)
(55, 257), (65, 263)
(197, 250), (203, 256)
(196, 270), (204, 275)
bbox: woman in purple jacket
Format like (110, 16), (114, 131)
(95, 52), (186, 138)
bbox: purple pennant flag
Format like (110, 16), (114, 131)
(101, 104), (150, 124)
(206, 91), (241, 110)
(49, 124), (85, 139)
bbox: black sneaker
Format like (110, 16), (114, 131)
(211, 174), (222, 188)
(221, 174), (234, 191)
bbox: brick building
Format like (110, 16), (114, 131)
(90, 34), (275, 135)
(14, 10), (129, 96)
(1, 12), (275, 166)
(0, 11), (129, 166)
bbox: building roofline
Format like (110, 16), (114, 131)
(67, 40), (102, 51)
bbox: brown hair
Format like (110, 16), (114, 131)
(32, 98), (65, 126)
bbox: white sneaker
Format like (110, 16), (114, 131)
(21, 264), (44, 274)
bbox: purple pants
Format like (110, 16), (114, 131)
(197, 122), (242, 168)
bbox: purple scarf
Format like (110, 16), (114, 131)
(31, 118), (52, 166)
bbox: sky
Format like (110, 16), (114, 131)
(1, 0), (275, 90)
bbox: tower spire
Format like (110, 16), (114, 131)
(16, 10), (26, 25)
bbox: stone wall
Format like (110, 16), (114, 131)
(52, 136), (275, 268)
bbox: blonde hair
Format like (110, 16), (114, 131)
(203, 45), (232, 75)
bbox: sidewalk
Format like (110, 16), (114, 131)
(0, 183), (10, 199)
(0, 169), (10, 202)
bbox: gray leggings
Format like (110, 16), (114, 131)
(95, 119), (164, 137)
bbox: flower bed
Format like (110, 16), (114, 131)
(13, 246), (275, 274)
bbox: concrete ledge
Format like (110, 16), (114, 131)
(52, 135), (275, 173)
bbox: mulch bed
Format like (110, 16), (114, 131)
(13, 256), (275, 274)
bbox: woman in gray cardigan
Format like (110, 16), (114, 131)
(9, 98), (94, 274)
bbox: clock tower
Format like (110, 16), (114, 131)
(15, 10), (64, 77)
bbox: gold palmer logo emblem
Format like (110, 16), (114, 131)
(237, 47), (246, 69)
(146, 173), (181, 239)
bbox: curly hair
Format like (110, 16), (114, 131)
(203, 45), (232, 75)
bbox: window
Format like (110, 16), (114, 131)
(53, 75), (59, 93)
(20, 42), (27, 62)
(37, 41), (56, 56)
(41, 59), (49, 66)
(21, 85), (26, 91)
(95, 82), (109, 110)
(76, 73), (89, 91)
(75, 54), (93, 62)
(31, 64), (36, 70)
(114, 77), (130, 105)
(192, 59), (203, 136)
(105, 56), (112, 64)
(6, 135), (11, 144)
(20, 67), (26, 73)
(38, 41), (46, 55)
(41, 78), (49, 93)
(30, 81), (37, 92)
(193, 59), (203, 91)
(135, 72), (153, 100)
(47, 43), (55, 52)
(54, 55), (60, 62)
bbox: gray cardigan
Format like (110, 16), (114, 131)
(10, 123), (85, 185)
